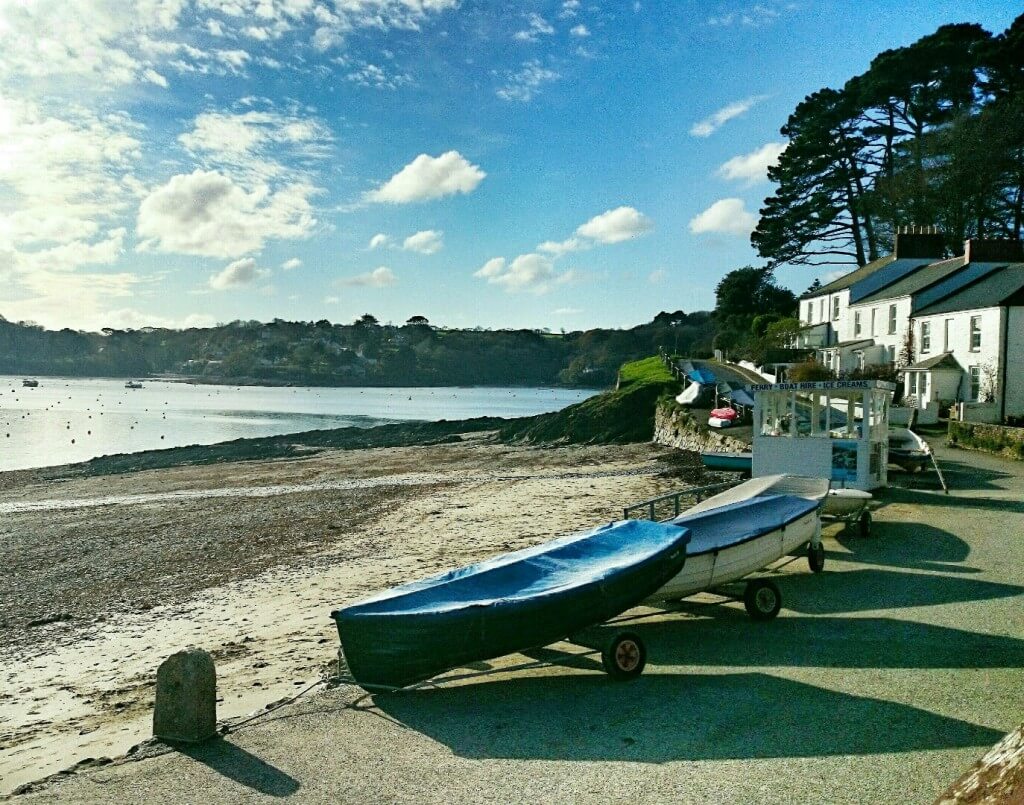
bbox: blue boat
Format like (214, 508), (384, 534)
(331, 520), (691, 690)
(688, 367), (717, 385)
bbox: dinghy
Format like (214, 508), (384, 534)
(331, 519), (691, 690)
(646, 474), (826, 619)
(700, 451), (752, 473)
(888, 428), (930, 471)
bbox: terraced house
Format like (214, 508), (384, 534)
(795, 228), (1024, 424)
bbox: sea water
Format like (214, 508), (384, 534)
(0, 377), (597, 472)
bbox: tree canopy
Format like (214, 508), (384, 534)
(753, 14), (1024, 267)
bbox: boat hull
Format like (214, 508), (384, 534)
(646, 509), (818, 601)
(823, 488), (872, 517)
(700, 452), (752, 472)
(332, 521), (690, 690)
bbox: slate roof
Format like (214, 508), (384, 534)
(853, 256), (966, 305)
(801, 255), (895, 299)
(908, 352), (963, 371)
(914, 264), (1024, 316)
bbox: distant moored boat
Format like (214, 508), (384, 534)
(22, 379), (39, 387)
(125, 380), (143, 389)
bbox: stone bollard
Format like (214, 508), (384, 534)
(153, 647), (217, 743)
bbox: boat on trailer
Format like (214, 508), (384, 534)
(646, 474), (827, 620)
(331, 519), (691, 691)
(888, 427), (930, 472)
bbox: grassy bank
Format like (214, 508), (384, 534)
(498, 357), (679, 445)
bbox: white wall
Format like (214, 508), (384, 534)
(913, 306), (1004, 405)
(847, 296), (910, 364)
(800, 288), (850, 343)
(1006, 307), (1024, 417)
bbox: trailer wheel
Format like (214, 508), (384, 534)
(743, 579), (781, 621)
(858, 510), (872, 538)
(601, 632), (646, 680)
(808, 542), (825, 573)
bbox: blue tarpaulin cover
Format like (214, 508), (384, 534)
(332, 519), (691, 690)
(688, 367), (717, 385)
(671, 494), (818, 557)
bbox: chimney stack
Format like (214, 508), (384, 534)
(893, 225), (945, 260)
(963, 237), (1024, 263)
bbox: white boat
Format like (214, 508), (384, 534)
(823, 488), (872, 518)
(646, 475), (827, 619)
(125, 380), (143, 389)
(22, 379), (39, 387)
(888, 428), (930, 472)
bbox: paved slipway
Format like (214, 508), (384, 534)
(6, 439), (1024, 804)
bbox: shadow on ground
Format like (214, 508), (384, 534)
(832, 521), (976, 573)
(175, 738), (300, 797)
(374, 672), (1003, 762)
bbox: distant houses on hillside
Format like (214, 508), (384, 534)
(793, 227), (1024, 424)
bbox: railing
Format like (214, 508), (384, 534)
(623, 480), (740, 522)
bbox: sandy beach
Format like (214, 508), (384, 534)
(0, 434), (701, 794)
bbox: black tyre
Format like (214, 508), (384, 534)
(858, 510), (872, 538)
(601, 632), (646, 680)
(743, 579), (782, 621)
(808, 542), (825, 573)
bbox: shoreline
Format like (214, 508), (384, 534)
(0, 437), (702, 795)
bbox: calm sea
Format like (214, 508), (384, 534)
(0, 377), (597, 472)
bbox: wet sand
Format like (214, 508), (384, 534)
(0, 434), (702, 794)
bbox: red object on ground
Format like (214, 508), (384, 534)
(710, 407), (737, 420)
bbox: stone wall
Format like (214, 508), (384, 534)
(947, 420), (1024, 461)
(653, 403), (751, 453)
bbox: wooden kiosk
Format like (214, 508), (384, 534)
(745, 379), (897, 491)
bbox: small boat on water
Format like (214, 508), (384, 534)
(331, 519), (691, 690)
(646, 474), (827, 619)
(888, 427), (930, 471)
(21, 379), (38, 387)
(125, 380), (143, 389)
(701, 451), (752, 473)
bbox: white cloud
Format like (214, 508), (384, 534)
(207, 18), (225, 35)
(707, 4), (782, 27)
(209, 257), (270, 289)
(688, 198), (758, 236)
(137, 170), (318, 258)
(341, 60), (413, 90)
(324, 295), (340, 304)
(368, 233), (391, 249)
(497, 60), (560, 102)
(537, 237), (586, 257)
(575, 206), (653, 244)
(215, 49), (251, 72)
(514, 12), (554, 42)
(365, 151), (486, 204)
(648, 269), (667, 284)
(338, 266), (397, 287)
(402, 230), (444, 255)
(473, 253), (571, 294)
(569, 24), (590, 37)
(690, 95), (769, 137)
(558, 0), (580, 18)
(143, 68), (169, 87)
(554, 307), (582, 314)
(281, 257), (302, 270)
(717, 142), (786, 184)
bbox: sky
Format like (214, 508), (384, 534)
(0, 0), (1020, 333)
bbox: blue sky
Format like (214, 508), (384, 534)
(1, 0), (1019, 332)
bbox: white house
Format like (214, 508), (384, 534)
(793, 228), (1024, 423)
(906, 265), (1024, 422)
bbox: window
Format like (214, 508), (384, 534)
(969, 365), (981, 401)
(888, 304), (897, 334)
(832, 297), (840, 321)
(944, 319), (952, 352)
(908, 372), (918, 394)
(806, 303), (813, 323)
(920, 321), (931, 353)
(888, 345), (896, 363)
(819, 299), (825, 320)
(871, 308), (876, 336)
(854, 311), (861, 336)
(970, 316), (982, 350)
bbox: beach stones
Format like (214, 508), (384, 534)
(153, 647), (217, 743)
